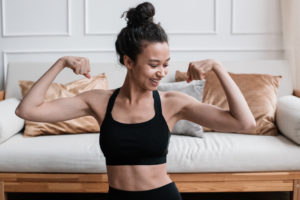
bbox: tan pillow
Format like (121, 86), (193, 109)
(175, 70), (188, 82)
(175, 70), (282, 135)
(18, 74), (108, 137)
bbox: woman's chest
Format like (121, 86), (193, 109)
(89, 91), (179, 132)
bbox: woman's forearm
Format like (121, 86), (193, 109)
(212, 63), (256, 128)
(16, 58), (65, 112)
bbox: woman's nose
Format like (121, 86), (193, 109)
(157, 68), (166, 77)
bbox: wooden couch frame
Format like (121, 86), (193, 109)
(0, 171), (300, 200)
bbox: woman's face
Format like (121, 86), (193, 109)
(130, 42), (170, 90)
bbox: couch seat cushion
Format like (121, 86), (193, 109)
(0, 132), (299, 173)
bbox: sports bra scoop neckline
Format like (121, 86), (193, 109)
(109, 88), (158, 127)
(99, 87), (171, 166)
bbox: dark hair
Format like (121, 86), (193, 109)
(115, 2), (168, 65)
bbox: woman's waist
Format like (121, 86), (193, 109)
(106, 164), (172, 191)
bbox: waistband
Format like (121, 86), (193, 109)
(108, 181), (175, 193)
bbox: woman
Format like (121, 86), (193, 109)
(15, 2), (256, 200)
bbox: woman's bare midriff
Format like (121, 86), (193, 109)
(106, 163), (172, 191)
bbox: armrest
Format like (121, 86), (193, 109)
(0, 98), (25, 144)
(0, 90), (4, 101)
(276, 95), (300, 145)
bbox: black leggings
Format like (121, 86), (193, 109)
(108, 181), (183, 200)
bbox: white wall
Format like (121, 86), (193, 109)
(0, 0), (283, 90)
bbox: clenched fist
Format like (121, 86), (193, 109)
(60, 56), (91, 79)
(186, 59), (221, 83)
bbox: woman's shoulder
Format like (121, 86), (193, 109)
(158, 90), (192, 108)
(158, 90), (191, 101)
(78, 89), (117, 120)
(80, 88), (116, 102)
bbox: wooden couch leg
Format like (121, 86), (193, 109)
(293, 180), (300, 200)
(0, 182), (7, 200)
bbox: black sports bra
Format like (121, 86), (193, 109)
(99, 88), (171, 165)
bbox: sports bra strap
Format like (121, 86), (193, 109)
(153, 90), (162, 115)
(106, 88), (121, 114)
(105, 88), (162, 116)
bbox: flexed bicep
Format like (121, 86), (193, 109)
(16, 91), (93, 123)
(15, 56), (94, 122)
(178, 93), (242, 133)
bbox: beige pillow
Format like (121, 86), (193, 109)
(19, 74), (108, 137)
(175, 70), (282, 135)
(175, 70), (188, 82)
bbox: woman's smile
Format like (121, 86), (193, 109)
(150, 78), (160, 86)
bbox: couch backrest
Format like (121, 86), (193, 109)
(5, 60), (293, 100)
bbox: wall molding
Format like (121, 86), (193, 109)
(1, 0), (71, 37)
(2, 49), (114, 85)
(84, 0), (218, 36)
(2, 47), (283, 88)
(230, 0), (282, 35)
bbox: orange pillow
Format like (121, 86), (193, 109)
(175, 70), (188, 82)
(18, 74), (108, 137)
(175, 70), (282, 135)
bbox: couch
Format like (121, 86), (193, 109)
(0, 60), (300, 200)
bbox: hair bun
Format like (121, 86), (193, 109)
(124, 2), (155, 27)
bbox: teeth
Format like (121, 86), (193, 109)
(151, 79), (159, 83)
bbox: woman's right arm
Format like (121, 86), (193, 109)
(15, 56), (93, 123)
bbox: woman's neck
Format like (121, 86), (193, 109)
(119, 74), (153, 105)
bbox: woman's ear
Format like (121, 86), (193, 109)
(123, 55), (134, 70)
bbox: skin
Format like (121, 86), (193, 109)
(15, 42), (256, 191)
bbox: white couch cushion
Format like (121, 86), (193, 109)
(0, 132), (299, 173)
(0, 98), (24, 144)
(158, 80), (205, 138)
(276, 95), (300, 145)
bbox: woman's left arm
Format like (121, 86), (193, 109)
(179, 59), (256, 132)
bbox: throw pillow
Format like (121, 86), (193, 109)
(158, 80), (205, 138)
(175, 70), (188, 82)
(203, 71), (281, 135)
(175, 70), (282, 135)
(18, 74), (108, 137)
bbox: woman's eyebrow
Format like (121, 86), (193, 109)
(149, 59), (159, 62)
(149, 58), (171, 62)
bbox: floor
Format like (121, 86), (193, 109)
(6, 191), (291, 200)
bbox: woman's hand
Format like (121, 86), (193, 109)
(16, 56), (94, 122)
(60, 56), (91, 79)
(186, 59), (221, 83)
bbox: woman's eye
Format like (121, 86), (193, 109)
(149, 64), (168, 68)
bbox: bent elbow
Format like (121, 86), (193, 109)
(15, 107), (25, 119)
(240, 120), (256, 131)
(15, 107), (20, 117)
(15, 106), (31, 120)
